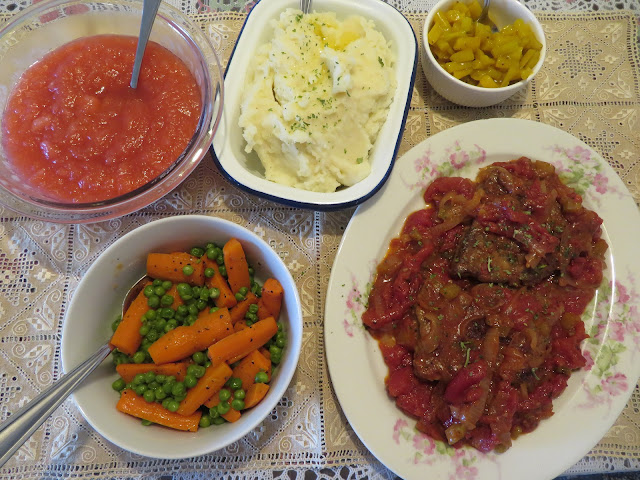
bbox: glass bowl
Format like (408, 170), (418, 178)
(0, 0), (224, 223)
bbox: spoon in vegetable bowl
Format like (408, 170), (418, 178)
(0, 275), (150, 468)
(130, 0), (162, 89)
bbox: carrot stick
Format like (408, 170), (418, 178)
(244, 383), (270, 409)
(222, 407), (241, 423)
(231, 349), (272, 390)
(165, 283), (185, 310)
(177, 362), (232, 416)
(116, 389), (201, 432)
(110, 280), (152, 356)
(207, 317), (278, 366)
(148, 308), (233, 364)
(222, 238), (251, 294)
(203, 392), (220, 409)
(146, 252), (204, 286)
(234, 320), (249, 332)
(229, 292), (258, 324)
(116, 361), (190, 383)
(203, 256), (237, 309)
(257, 278), (284, 320)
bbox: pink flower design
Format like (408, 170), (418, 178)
(342, 318), (354, 337)
(412, 432), (436, 455)
(593, 173), (609, 194)
(393, 419), (409, 444)
(449, 150), (469, 170)
(583, 350), (594, 369)
(566, 145), (592, 163)
(610, 321), (626, 342)
(602, 372), (628, 396)
(616, 281), (631, 303)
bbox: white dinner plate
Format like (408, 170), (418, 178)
(324, 118), (640, 480)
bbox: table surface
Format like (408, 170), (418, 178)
(0, 0), (639, 479)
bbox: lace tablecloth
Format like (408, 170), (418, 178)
(0, 1), (639, 479)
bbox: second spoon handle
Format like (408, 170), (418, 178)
(130, 0), (162, 89)
(0, 343), (112, 468)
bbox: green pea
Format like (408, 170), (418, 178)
(218, 265), (227, 277)
(144, 371), (156, 383)
(186, 315), (197, 326)
(160, 294), (174, 307)
(248, 304), (259, 314)
(245, 312), (258, 323)
(152, 279), (163, 287)
(173, 393), (186, 403)
(134, 384), (147, 395)
(155, 389), (167, 401)
(231, 399), (245, 411)
(133, 351), (146, 364)
(271, 352), (282, 365)
(251, 282), (262, 296)
(209, 307), (219, 314)
(162, 382), (174, 394)
(187, 304), (199, 316)
(245, 319), (254, 327)
(234, 389), (246, 400)
(162, 398), (172, 409)
(212, 416), (226, 425)
(177, 283), (193, 301)
(204, 267), (215, 278)
(228, 377), (242, 390)
(141, 419), (153, 426)
(145, 330), (159, 343)
(143, 390), (156, 403)
(161, 280), (172, 290)
(153, 286), (166, 297)
(209, 407), (220, 419)
(276, 332), (286, 348)
(171, 382), (186, 397)
(277, 321), (285, 332)
(176, 305), (189, 317)
(216, 401), (230, 415)
(132, 373), (145, 385)
(210, 287), (220, 299)
(255, 371), (269, 384)
(219, 388), (231, 402)
(192, 286), (202, 298)
(145, 309), (157, 321)
(199, 415), (212, 428)
(182, 265), (194, 276)
(143, 285), (155, 297)
(184, 375), (198, 389)
(155, 374), (166, 384)
(235, 292), (246, 302)
(238, 286), (249, 296)
(111, 318), (121, 333)
(139, 324), (150, 336)
(192, 351), (207, 365)
(147, 295), (160, 309)
(166, 399), (180, 412)
(195, 299), (207, 311)
(112, 378), (126, 392)
(248, 266), (255, 276)
(165, 320), (178, 332)
(155, 318), (167, 331)
(190, 247), (205, 258)
(269, 345), (282, 357)
(188, 364), (206, 379)
(216, 254), (224, 266)
(159, 308), (175, 319)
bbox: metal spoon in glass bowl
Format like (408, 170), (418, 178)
(0, 275), (149, 468)
(130, 0), (162, 89)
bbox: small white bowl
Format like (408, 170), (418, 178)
(212, 0), (417, 210)
(61, 215), (302, 459)
(422, 0), (546, 107)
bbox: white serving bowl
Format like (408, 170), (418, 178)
(61, 215), (302, 459)
(422, 0), (546, 107)
(212, 0), (418, 210)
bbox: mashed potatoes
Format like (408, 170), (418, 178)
(239, 9), (396, 192)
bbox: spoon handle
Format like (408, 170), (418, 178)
(130, 0), (162, 89)
(0, 343), (112, 468)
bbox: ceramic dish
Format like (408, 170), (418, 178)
(61, 215), (302, 459)
(324, 119), (640, 479)
(211, 0), (417, 210)
(422, 0), (546, 107)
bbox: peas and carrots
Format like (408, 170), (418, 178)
(110, 238), (287, 431)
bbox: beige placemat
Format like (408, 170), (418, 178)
(0, 9), (638, 480)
